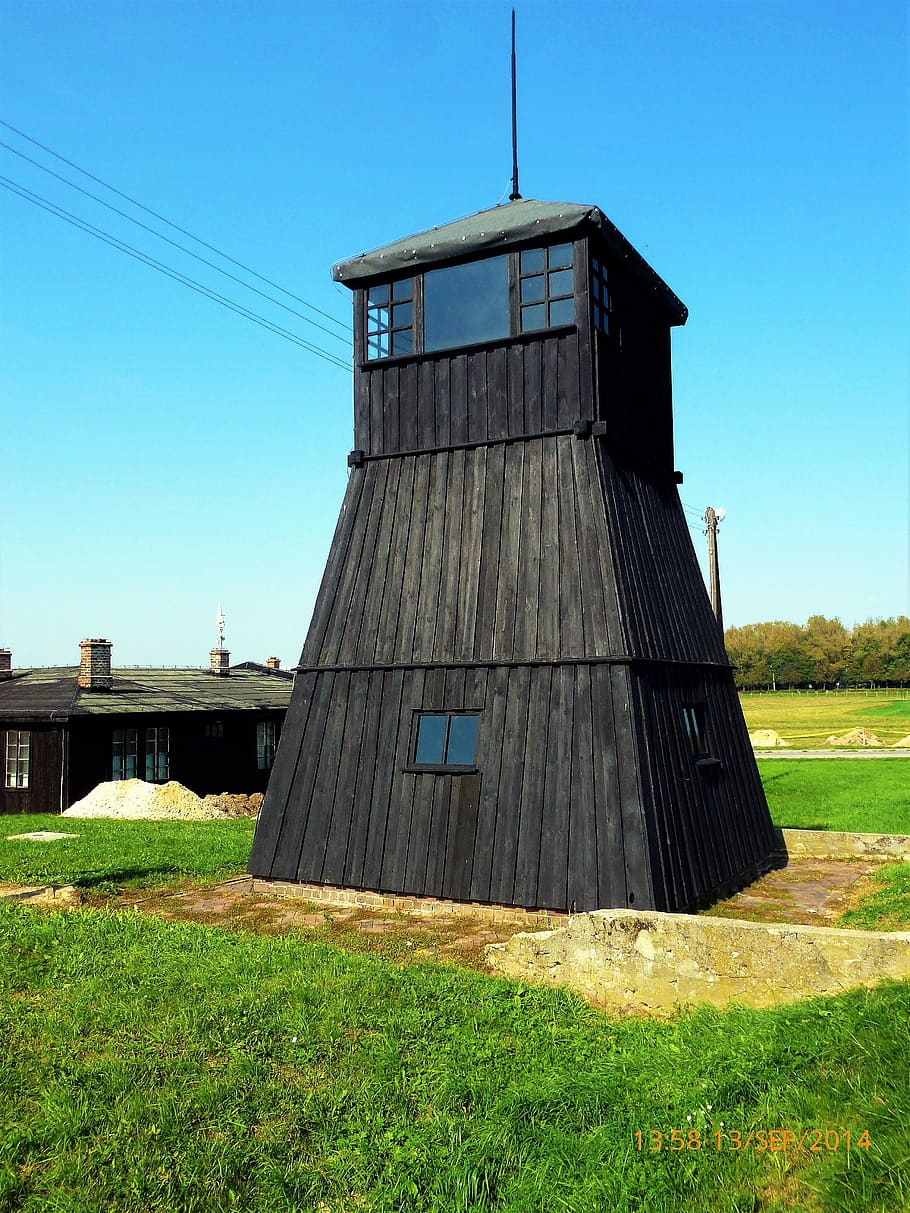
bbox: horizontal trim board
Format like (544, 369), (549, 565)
(359, 322), (577, 370)
(294, 656), (734, 674)
(352, 426), (581, 463)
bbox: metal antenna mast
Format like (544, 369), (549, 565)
(509, 9), (522, 201)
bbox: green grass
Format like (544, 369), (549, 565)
(2, 905), (908, 1213)
(739, 691), (910, 747)
(757, 760), (910, 835)
(839, 865), (910, 933)
(0, 813), (255, 893)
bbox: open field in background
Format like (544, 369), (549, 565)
(1, 904), (908, 1213)
(756, 761), (909, 836)
(739, 690), (910, 748)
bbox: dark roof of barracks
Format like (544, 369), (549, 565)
(333, 197), (687, 324)
(0, 665), (293, 720)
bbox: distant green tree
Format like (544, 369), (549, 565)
(804, 615), (849, 687)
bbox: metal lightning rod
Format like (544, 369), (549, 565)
(509, 9), (522, 201)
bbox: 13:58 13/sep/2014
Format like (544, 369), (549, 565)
(634, 1128), (871, 1153)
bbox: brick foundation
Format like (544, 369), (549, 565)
(249, 878), (569, 928)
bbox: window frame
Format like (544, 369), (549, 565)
(257, 719), (278, 770)
(4, 729), (30, 789)
(112, 727), (138, 780)
(362, 240), (579, 365)
(407, 711), (480, 773)
(145, 726), (170, 783)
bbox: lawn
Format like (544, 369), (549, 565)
(0, 813), (255, 893)
(756, 760), (909, 835)
(1, 904), (908, 1213)
(739, 691), (910, 748)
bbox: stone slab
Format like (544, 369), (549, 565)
(486, 908), (910, 1012)
(780, 828), (910, 863)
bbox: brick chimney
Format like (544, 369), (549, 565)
(0, 649), (12, 681)
(78, 639), (113, 690)
(266, 656), (281, 671)
(210, 648), (231, 677)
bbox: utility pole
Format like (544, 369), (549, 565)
(704, 507), (724, 633)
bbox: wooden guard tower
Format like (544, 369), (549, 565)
(248, 199), (778, 913)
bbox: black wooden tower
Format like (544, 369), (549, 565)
(249, 199), (778, 913)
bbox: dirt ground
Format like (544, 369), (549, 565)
(62, 856), (885, 973)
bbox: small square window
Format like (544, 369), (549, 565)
(366, 277), (414, 360)
(413, 713), (479, 769)
(518, 244), (575, 333)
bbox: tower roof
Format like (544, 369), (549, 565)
(333, 197), (687, 324)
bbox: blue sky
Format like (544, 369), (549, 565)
(1, 0), (907, 668)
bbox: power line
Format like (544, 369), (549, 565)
(0, 117), (352, 336)
(0, 176), (352, 372)
(0, 139), (350, 348)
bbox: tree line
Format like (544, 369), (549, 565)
(723, 616), (910, 690)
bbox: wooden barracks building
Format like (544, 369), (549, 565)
(0, 639), (292, 814)
(249, 198), (778, 914)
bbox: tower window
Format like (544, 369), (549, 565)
(366, 278), (414, 359)
(592, 257), (610, 334)
(413, 712), (479, 769)
(424, 256), (510, 352)
(519, 243), (575, 332)
(682, 704), (706, 756)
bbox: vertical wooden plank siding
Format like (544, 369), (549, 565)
(250, 225), (777, 913)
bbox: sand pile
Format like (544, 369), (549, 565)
(64, 779), (225, 820)
(749, 729), (789, 748)
(892, 735), (910, 749)
(824, 728), (885, 747)
(200, 792), (264, 818)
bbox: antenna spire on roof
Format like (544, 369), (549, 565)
(509, 9), (522, 201)
(216, 603), (226, 650)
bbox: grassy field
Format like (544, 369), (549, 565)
(739, 690), (910, 748)
(756, 760), (909, 835)
(0, 814), (255, 893)
(2, 904), (908, 1213)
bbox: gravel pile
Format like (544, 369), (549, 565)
(824, 728), (885, 748)
(64, 779), (226, 820)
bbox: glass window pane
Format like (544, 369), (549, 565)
(424, 256), (510, 352)
(392, 301), (413, 328)
(445, 716), (478, 765)
(593, 277), (601, 302)
(368, 334), (389, 359)
(415, 714), (447, 764)
(520, 274), (545, 304)
(367, 306), (390, 331)
(548, 242), (573, 269)
(391, 278), (412, 302)
(601, 287), (609, 310)
(548, 268), (574, 297)
(520, 247), (545, 274)
(549, 296), (575, 327)
(391, 329), (413, 355)
(520, 303), (547, 331)
(367, 284), (389, 305)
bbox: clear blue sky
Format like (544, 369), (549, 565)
(1, 0), (907, 668)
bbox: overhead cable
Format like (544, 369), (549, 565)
(0, 117), (351, 335)
(0, 139), (350, 348)
(0, 175), (352, 372)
